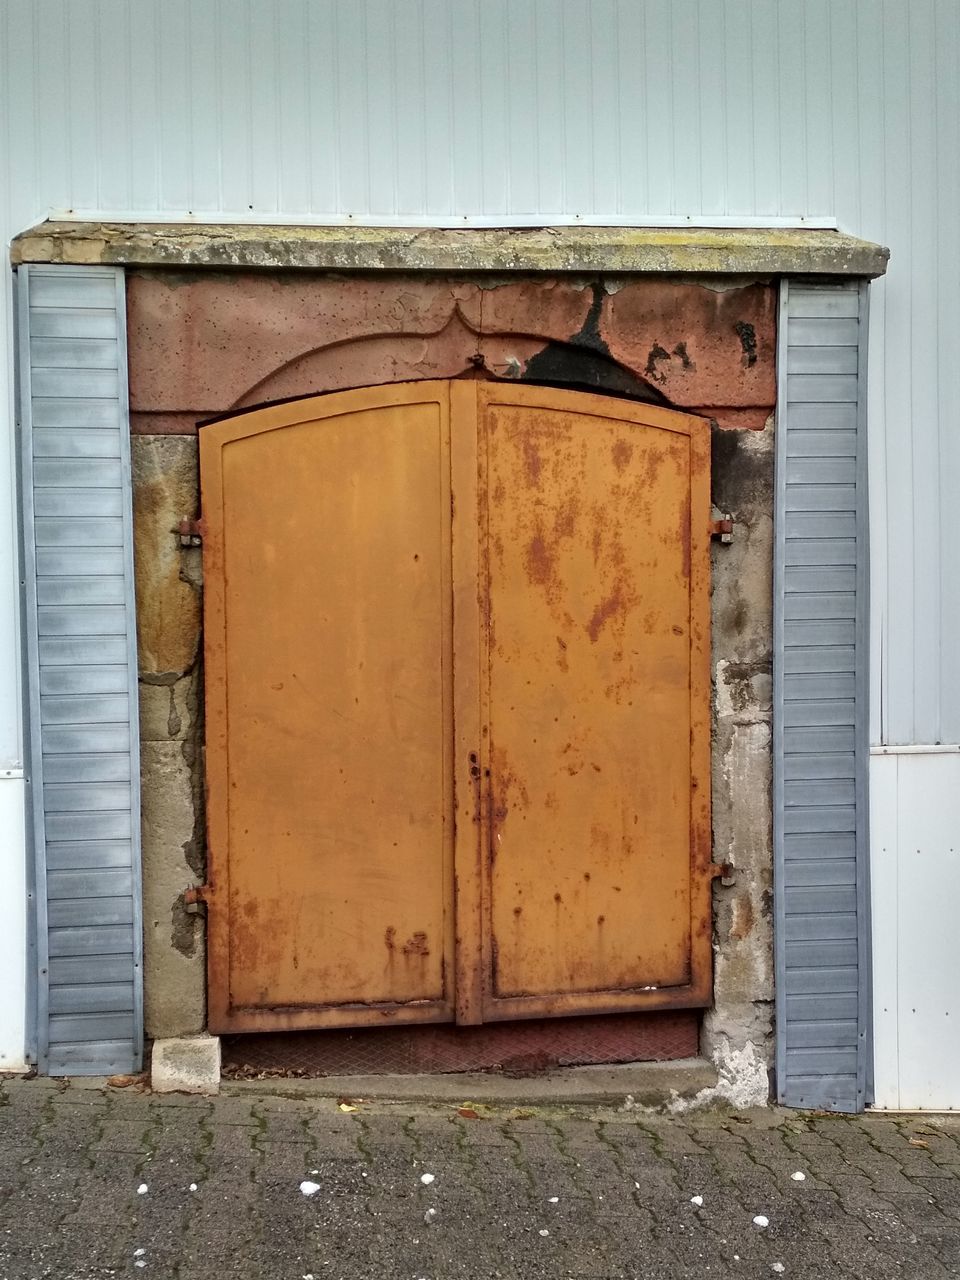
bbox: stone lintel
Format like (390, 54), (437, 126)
(11, 222), (890, 278)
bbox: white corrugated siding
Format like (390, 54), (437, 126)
(0, 0), (958, 1073)
(0, 0), (956, 747)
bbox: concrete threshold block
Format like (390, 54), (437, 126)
(222, 1058), (719, 1109)
(151, 1035), (221, 1095)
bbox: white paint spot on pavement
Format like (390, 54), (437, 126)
(420, 1172), (435, 1185)
(772, 1265), (786, 1274)
(188, 1183), (198, 1192)
(424, 1207), (438, 1224)
(690, 1195), (704, 1207)
(753, 1215), (769, 1228)
(133, 1249), (145, 1257)
(136, 1184), (148, 1195)
(539, 1229), (550, 1237)
(547, 1196), (559, 1203)
(791, 1171), (806, 1181)
(300, 1181), (321, 1196)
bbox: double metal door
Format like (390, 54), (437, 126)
(198, 380), (712, 1032)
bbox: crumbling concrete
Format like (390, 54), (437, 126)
(706, 413), (776, 1089)
(132, 435), (205, 1040)
(151, 1034), (221, 1095)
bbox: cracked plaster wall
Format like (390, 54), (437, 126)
(706, 416), (776, 1094)
(130, 269), (776, 1094)
(133, 435), (206, 1037)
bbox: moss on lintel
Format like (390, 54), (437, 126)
(11, 221), (889, 278)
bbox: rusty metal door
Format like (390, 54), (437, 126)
(200, 385), (455, 1031)
(199, 381), (712, 1033)
(454, 383), (713, 1023)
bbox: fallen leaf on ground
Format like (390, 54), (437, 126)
(107, 1074), (141, 1089)
(458, 1107), (480, 1119)
(338, 1102), (358, 1113)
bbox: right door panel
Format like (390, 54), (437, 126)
(474, 383), (712, 1021)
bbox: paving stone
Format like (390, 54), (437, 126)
(3, 1080), (960, 1278)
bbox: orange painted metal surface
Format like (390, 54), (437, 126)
(201, 385), (455, 1031)
(472, 384), (713, 1020)
(200, 380), (712, 1033)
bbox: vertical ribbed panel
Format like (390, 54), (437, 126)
(17, 265), (142, 1076)
(0, 0), (959, 743)
(775, 281), (870, 1113)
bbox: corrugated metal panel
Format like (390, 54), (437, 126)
(0, 0), (956, 752)
(774, 281), (870, 1113)
(17, 264), (142, 1077)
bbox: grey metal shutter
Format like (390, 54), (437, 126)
(774, 280), (870, 1112)
(16, 265), (143, 1076)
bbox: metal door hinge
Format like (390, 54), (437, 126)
(183, 884), (212, 915)
(178, 517), (205, 547)
(709, 514), (734, 543)
(710, 862), (736, 887)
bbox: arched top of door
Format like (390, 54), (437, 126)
(197, 378), (712, 450)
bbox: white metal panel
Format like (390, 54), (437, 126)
(0, 0), (30, 1070)
(870, 750), (960, 1110)
(869, 751), (899, 1109)
(935, 0), (960, 746)
(0, 777), (26, 1069)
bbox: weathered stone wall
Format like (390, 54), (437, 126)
(706, 417), (775, 1104)
(133, 436), (205, 1036)
(129, 269), (776, 1093)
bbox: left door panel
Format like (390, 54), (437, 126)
(201, 385), (455, 1031)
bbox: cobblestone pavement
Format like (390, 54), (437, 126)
(2, 1077), (960, 1279)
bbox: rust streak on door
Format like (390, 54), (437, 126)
(450, 381), (484, 1026)
(201, 384), (455, 1032)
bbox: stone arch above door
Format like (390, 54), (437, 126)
(126, 272), (777, 434)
